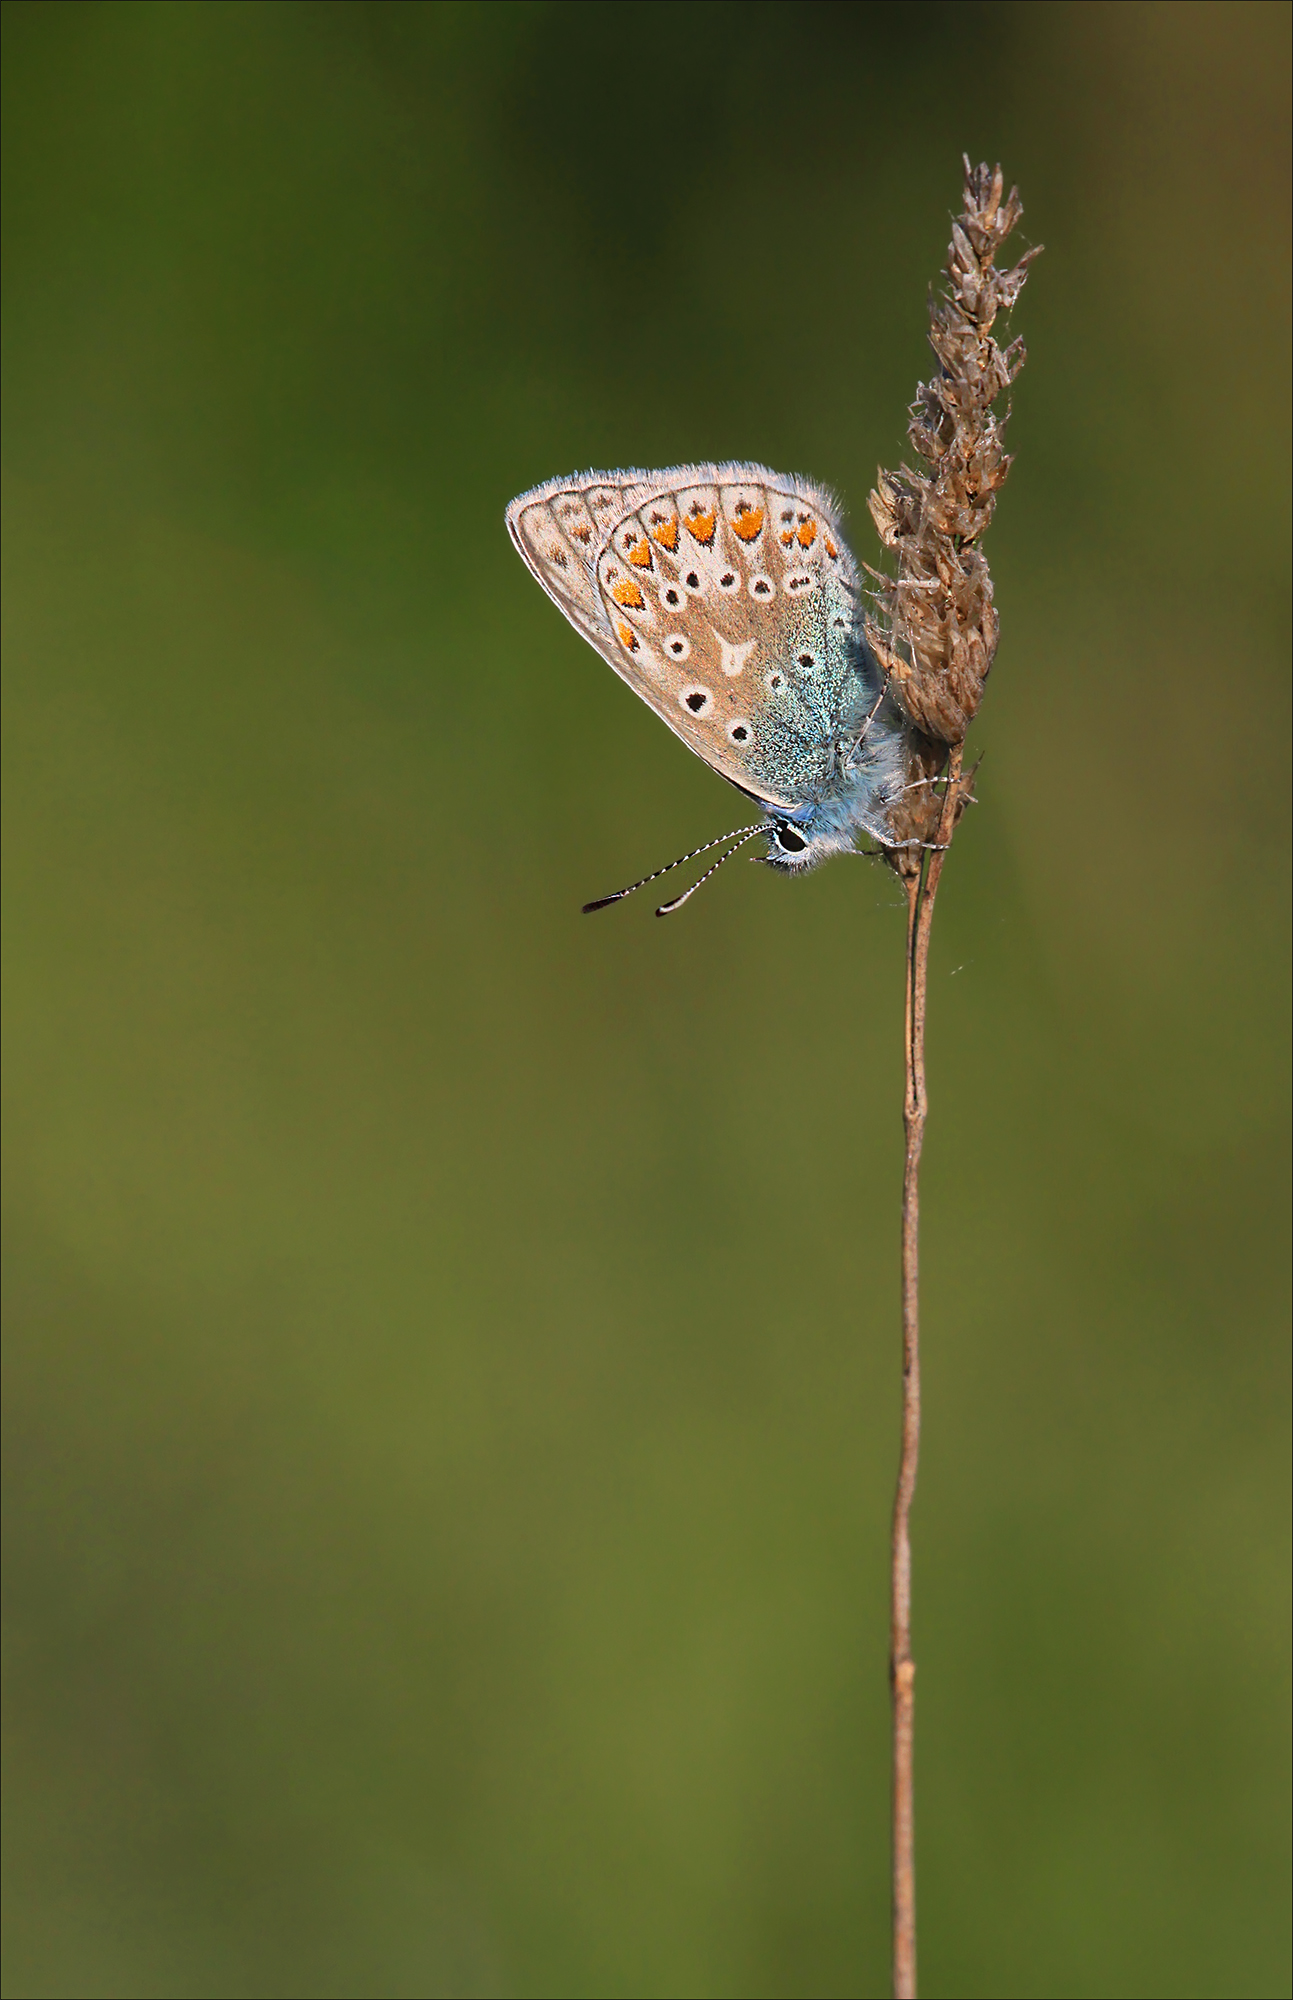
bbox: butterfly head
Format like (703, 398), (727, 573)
(764, 818), (817, 872)
(761, 769), (895, 873)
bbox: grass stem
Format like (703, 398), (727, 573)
(891, 747), (962, 1999)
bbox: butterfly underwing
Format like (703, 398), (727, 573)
(506, 463), (908, 883)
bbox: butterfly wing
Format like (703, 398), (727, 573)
(506, 464), (871, 813)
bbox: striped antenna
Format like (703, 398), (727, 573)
(656, 826), (764, 916)
(582, 822), (765, 914)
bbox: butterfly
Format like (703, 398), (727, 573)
(506, 464), (909, 912)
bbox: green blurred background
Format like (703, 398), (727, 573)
(2, 4), (1289, 1995)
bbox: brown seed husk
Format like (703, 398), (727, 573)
(869, 158), (1041, 827)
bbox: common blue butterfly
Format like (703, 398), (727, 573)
(506, 465), (908, 911)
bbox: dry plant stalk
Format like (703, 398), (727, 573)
(872, 158), (1040, 2000)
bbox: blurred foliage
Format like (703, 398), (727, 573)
(2, 4), (1289, 1996)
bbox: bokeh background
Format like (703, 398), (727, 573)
(3, 4), (1289, 1996)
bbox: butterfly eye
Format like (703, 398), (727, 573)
(775, 823), (808, 854)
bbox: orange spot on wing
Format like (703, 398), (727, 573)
(571, 523), (592, 543)
(780, 528), (794, 546)
(627, 539), (653, 568)
(797, 518), (817, 548)
(685, 507), (716, 546)
(611, 579), (645, 610)
(650, 515), (679, 550)
(616, 620), (638, 651)
(825, 537), (838, 558)
(732, 504), (764, 542)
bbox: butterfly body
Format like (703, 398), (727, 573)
(506, 463), (907, 876)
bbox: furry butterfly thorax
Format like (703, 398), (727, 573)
(506, 464), (912, 904)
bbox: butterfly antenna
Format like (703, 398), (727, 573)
(656, 826), (762, 916)
(582, 823), (765, 914)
